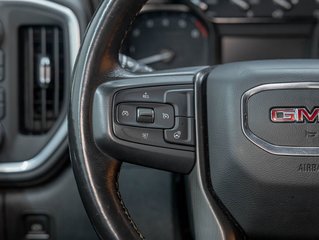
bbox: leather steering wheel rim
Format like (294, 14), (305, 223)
(69, 0), (147, 239)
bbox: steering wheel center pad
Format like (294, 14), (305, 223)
(207, 60), (319, 239)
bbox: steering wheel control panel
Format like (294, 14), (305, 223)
(92, 74), (197, 173)
(113, 85), (195, 148)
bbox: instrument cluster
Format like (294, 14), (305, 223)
(122, 0), (318, 71)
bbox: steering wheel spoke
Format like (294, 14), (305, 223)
(92, 67), (206, 173)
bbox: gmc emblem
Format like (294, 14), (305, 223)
(271, 108), (319, 123)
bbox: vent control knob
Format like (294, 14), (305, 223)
(38, 56), (51, 88)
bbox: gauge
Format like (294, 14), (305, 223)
(122, 11), (211, 70)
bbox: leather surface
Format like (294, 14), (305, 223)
(69, 0), (147, 239)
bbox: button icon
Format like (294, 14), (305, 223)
(162, 113), (170, 119)
(142, 92), (150, 99)
(30, 223), (43, 232)
(121, 110), (129, 117)
(173, 131), (181, 140)
(142, 132), (149, 140)
(164, 118), (194, 146)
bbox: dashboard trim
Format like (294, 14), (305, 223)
(0, 0), (80, 173)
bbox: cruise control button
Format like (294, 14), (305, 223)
(164, 117), (195, 146)
(154, 104), (174, 129)
(115, 87), (166, 103)
(117, 104), (136, 125)
(137, 107), (154, 123)
(114, 124), (165, 147)
(164, 89), (194, 117)
(116, 103), (174, 129)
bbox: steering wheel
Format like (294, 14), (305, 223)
(69, 0), (319, 239)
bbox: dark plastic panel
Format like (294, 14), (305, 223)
(120, 163), (182, 240)
(0, 20), (3, 44)
(5, 167), (99, 240)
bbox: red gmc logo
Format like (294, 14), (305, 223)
(271, 108), (319, 123)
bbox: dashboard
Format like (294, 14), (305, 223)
(0, 1), (317, 240)
(122, 0), (318, 70)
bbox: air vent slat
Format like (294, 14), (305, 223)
(53, 27), (60, 118)
(40, 27), (47, 132)
(19, 26), (65, 135)
(41, 89), (47, 132)
(26, 28), (34, 131)
(41, 27), (46, 54)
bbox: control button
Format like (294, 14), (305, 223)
(116, 103), (174, 129)
(117, 103), (136, 126)
(164, 89), (194, 117)
(154, 104), (174, 128)
(164, 117), (195, 146)
(137, 107), (154, 123)
(24, 215), (50, 240)
(114, 124), (166, 147)
(115, 87), (167, 103)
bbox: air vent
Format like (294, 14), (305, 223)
(19, 26), (65, 134)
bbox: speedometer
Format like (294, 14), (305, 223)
(122, 10), (211, 70)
